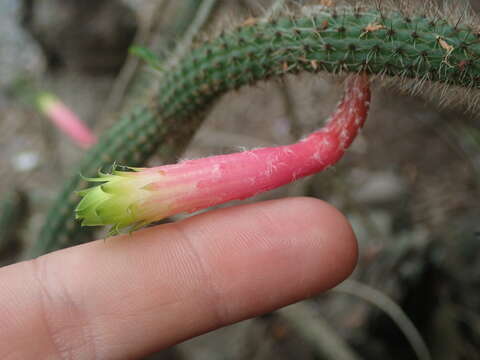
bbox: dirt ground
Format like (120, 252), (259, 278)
(1, 0), (480, 359)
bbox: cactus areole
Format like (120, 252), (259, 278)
(75, 75), (371, 234)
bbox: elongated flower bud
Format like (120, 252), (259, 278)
(76, 75), (370, 234)
(37, 93), (98, 149)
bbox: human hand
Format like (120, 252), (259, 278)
(0, 197), (357, 359)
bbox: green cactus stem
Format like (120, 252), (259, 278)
(31, 6), (480, 257)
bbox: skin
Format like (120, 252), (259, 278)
(0, 197), (357, 359)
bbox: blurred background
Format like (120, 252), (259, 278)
(1, 0), (480, 359)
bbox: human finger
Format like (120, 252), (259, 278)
(0, 197), (357, 359)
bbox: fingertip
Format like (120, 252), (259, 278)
(179, 196), (358, 291)
(289, 197), (358, 287)
(255, 196), (358, 291)
(172, 196), (358, 320)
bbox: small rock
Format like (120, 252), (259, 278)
(12, 151), (41, 172)
(349, 169), (407, 205)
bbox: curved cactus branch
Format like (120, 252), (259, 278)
(31, 6), (480, 257)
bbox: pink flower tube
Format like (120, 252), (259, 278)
(37, 93), (98, 149)
(76, 75), (371, 234)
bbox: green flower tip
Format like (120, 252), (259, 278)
(75, 169), (150, 236)
(36, 92), (58, 112)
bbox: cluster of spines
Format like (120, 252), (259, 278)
(34, 6), (480, 256)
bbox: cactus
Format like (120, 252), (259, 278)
(31, 5), (480, 257)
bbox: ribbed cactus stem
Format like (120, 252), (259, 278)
(34, 6), (480, 256)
